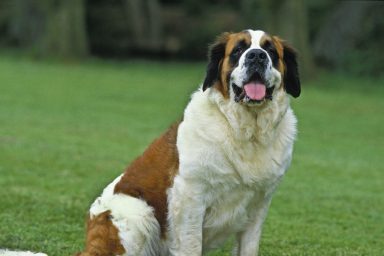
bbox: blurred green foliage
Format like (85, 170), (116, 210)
(0, 0), (383, 76)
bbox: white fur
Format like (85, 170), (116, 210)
(90, 175), (167, 256)
(168, 85), (297, 255)
(248, 29), (264, 48)
(0, 251), (47, 256)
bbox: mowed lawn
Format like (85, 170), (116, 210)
(0, 55), (383, 256)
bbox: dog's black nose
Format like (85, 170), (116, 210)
(246, 49), (267, 64)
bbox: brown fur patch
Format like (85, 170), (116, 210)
(213, 31), (251, 98)
(271, 36), (286, 74)
(260, 34), (285, 73)
(209, 32), (230, 98)
(77, 211), (125, 256)
(260, 35), (287, 93)
(114, 122), (180, 237)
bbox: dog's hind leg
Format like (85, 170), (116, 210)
(77, 187), (166, 256)
(76, 211), (125, 256)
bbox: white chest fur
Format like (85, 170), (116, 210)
(177, 89), (296, 186)
(168, 89), (297, 252)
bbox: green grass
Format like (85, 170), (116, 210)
(0, 55), (383, 256)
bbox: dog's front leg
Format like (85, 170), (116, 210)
(235, 195), (272, 256)
(168, 176), (206, 256)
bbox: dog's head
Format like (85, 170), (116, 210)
(203, 29), (300, 105)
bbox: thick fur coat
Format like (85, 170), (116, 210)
(77, 29), (301, 256)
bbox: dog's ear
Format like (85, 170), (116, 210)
(202, 33), (229, 91)
(282, 42), (301, 98)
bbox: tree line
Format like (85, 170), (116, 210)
(0, 0), (382, 76)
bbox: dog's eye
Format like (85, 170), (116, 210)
(230, 40), (248, 64)
(268, 48), (278, 62)
(263, 41), (278, 66)
(232, 46), (244, 57)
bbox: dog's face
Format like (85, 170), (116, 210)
(203, 29), (300, 105)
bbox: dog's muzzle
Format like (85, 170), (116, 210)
(232, 49), (274, 104)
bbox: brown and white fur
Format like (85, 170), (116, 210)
(77, 29), (301, 256)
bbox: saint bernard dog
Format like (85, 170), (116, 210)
(77, 29), (300, 256)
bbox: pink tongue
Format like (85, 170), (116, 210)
(244, 82), (266, 100)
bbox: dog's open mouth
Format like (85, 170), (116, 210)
(233, 72), (274, 104)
